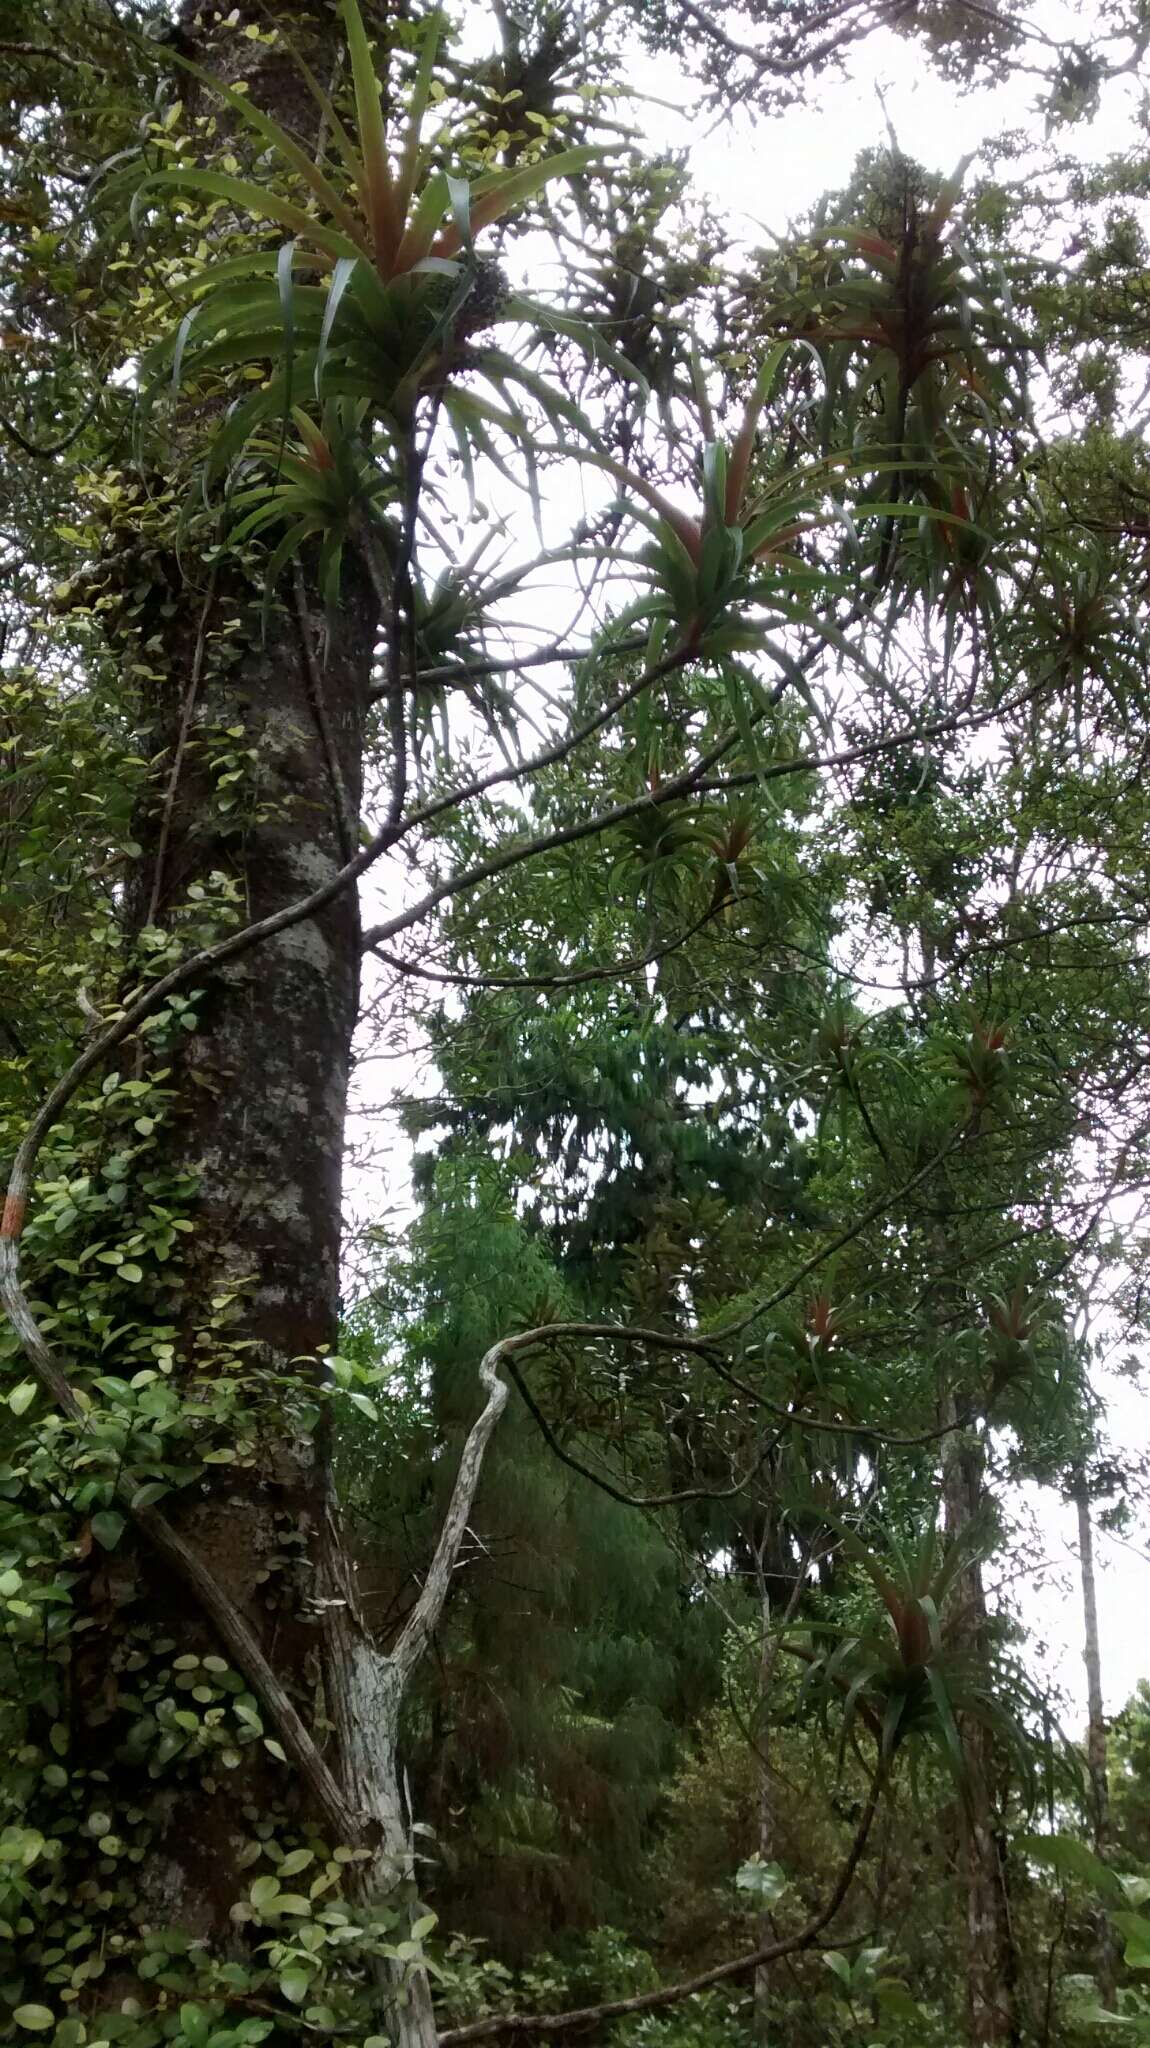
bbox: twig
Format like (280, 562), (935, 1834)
(0, 384), (106, 460)
(369, 633), (648, 700)
(145, 568), (218, 929)
(368, 906), (717, 988)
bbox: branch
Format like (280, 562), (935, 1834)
(370, 634), (648, 700)
(437, 1758), (888, 2041)
(505, 1347), (789, 1509)
(369, 907), (717, 989)
(0, 383), (106, 459)
(0, 39), (93, 69)
(145, 569), (218, 928)
(363, 674), (1049, 959)
(388, 1329), (521, 1688)
(394, 634), (698, 840)
(294, 563), (358, 863)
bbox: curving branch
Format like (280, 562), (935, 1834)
(368, 906), (718, 988)
(362, 673), (1049, 958)
(387, 1330), (526, 1688)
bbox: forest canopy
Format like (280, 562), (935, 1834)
(2, 1), (1150, 2046)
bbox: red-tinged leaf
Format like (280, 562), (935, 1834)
(341, 0), (401, 271)
(588, 450), (702, 562)
(290, 407), (335, 470)
(394, 170), (451, 273)
(397, 12), (442, 220)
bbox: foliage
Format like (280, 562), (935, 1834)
(3, 0), (1150, 2044)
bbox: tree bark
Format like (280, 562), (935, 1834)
(93, 0), (387, 1963)
(1074, 1468), (1118, 2008)
(752, 1556), (774, 2040)
(941, 1404), (1018, 2048)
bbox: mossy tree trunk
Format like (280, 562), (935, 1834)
(94, 0), (392, 1975)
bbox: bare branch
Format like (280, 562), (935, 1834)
(368, 906), (717, 987)
(388, 1330), (520, 1688)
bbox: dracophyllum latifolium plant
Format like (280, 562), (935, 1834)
(131, 0), (630, 534)
(794, 1515), (1040, 1798)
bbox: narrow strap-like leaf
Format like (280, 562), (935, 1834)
(433, 145), (604, 259)
(316, 257), (361, 401)
(397, 11), (443, 220)
(274, 240), (299, 469)
(446, 174), (473, 253)
(135, 168), (361, 267)
(159, 40), (365, 247)
(395, 170), (450, 273)
(341, 0), (401, 272)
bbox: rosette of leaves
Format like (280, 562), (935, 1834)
(795, 1516), (1036, 1796)
(1003, 533), (1150, 733)
(743, 157), (1026, 613)
(133, 0), (615, 480)
(226, 397), (393, 618)
(590, 343), (834, 668)
(401, 537), (600, 762)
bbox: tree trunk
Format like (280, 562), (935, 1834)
(87, 0), (395, 1976)
(752, 1566), (774, 2039)
(941, 1405), (1018, 2048)
(0, 12), (518, 2038)
(107, 540), (376, 1926)
(1074, 1468), (1118, 2008)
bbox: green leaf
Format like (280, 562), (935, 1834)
(179, 2005), (211, 2048)
(136, 170), (363, 268)
(1017, 1833), (1126, 1903)
(279, 1968), (312, 2004)
(161, 41), (365, 247)
(9, 1381), (37, 1418)
(13, 2011), (56, 2034)
(734, 1856), (789, 1905)
(91, 1511), (127, 1551)
(446, 173), (472, 253)
(315, 255), (361, 400)
(130, 1482), (169, 1509)
(1114, 1912), (1150, 1969)
(446, 145), (605, 253)
(875, 1980), (924, 2021)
